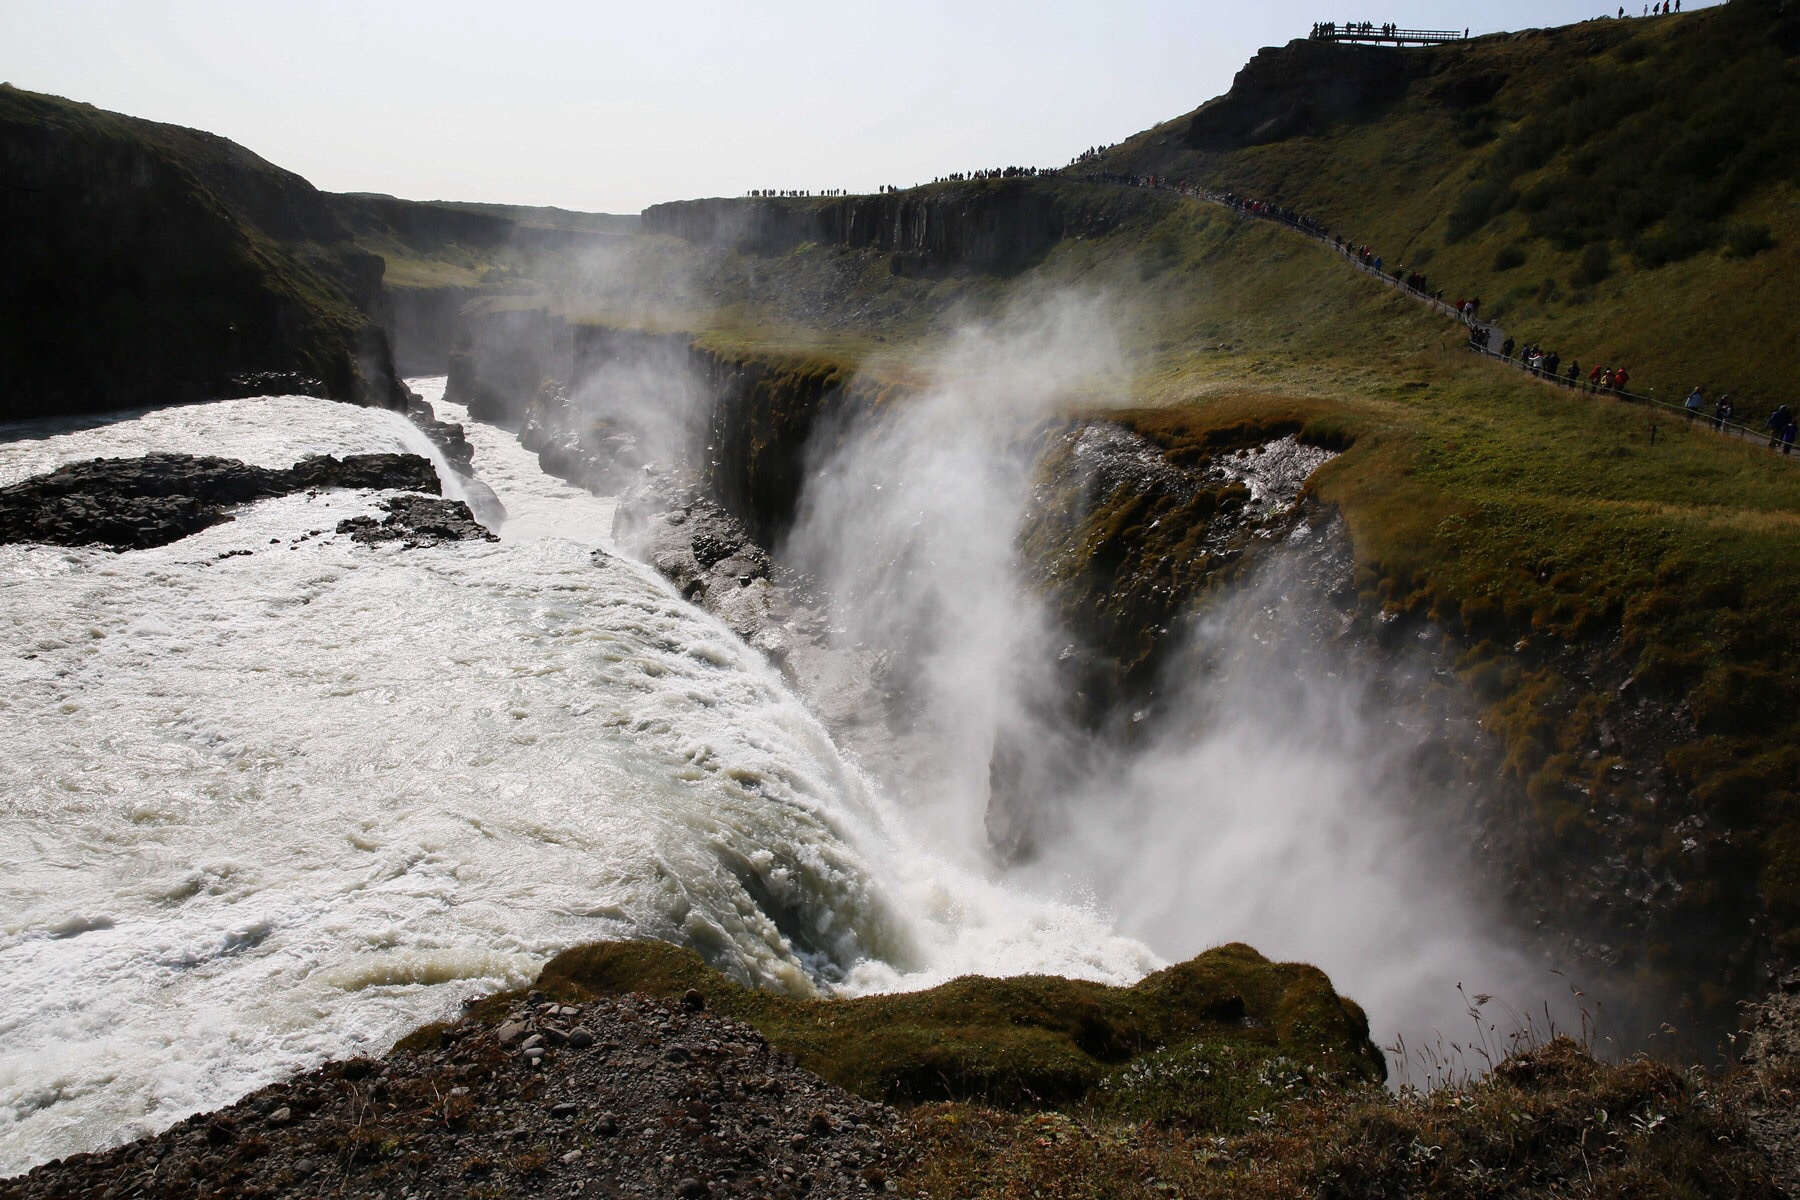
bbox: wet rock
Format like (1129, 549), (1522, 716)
(221, 371), (330, 399)
(335, 494), (497, 548)
(405, 392), (476, 474)
(0, 451), (446, 551)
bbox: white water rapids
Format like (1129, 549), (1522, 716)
(0, 382), (1155, 1176)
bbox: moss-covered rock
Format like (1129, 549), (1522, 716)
(461, 939), (1387, 1121)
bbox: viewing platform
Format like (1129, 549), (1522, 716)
(1308, 22), (1467, 45)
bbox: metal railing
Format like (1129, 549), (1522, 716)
(1463, 342), (1796, 452)
(1067, 174), (1800, 463)
(1309, 24), (1467, 44)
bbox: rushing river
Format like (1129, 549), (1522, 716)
(0, 382), (1154, 1175)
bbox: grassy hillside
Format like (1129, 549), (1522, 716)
(1095, 0), (1800, 409)
(401, 198), (638, 235)
(0, 85), (404, 418)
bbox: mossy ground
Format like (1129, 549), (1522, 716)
(472, 940), (1386, 1118)
(407, 942), (1783, 1198)
(898, 1037), (1781, 1199)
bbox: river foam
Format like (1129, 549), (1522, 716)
(0, 387), (1153, 1175)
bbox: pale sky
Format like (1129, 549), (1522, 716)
(2, 0), (1716, 214)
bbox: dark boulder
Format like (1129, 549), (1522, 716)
(335, 494), (497, 548)
(0, 451), (446, 551)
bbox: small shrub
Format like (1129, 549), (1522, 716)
(1492, 244), (1527, 271)
(1630, 217), (1723, 268)
(1446, 180), (1516, 243)
(1725, 220), (1774, 258)
(1573, 242), (1612, 286)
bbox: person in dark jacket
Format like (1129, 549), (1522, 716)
(1769, 404), (1795, 450)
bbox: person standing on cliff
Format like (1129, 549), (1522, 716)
(1685, 385), (1706, 422)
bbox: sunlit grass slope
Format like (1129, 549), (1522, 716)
(1098, 0), (1800, 407)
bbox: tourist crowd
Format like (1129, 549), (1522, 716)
(734, 161), (1787, 456)
(1083, 172), (1792, 456)
(930, 166), (1049, 184)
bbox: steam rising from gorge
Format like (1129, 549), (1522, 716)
(776, 289), (1566, 1061)
(785, 295), (1128, 858)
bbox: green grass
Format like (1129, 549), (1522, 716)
(1095, 0), (1800, 408)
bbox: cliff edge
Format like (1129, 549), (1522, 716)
(0, 86), (406, 421)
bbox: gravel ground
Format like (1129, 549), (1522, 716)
(2, 991), (905, 1200)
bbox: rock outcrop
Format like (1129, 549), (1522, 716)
(1183, 38), (1431, 151)
(403, 391), (476, 474)
(641, 180), (1167, 276)
(0, 937), (1393, 1198)
(0, 452), (448, 550)
(336, 494), (496, 548)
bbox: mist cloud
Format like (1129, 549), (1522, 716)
(780, 288), (1572, 1066)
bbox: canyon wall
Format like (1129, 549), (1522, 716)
(0, 86), (406, 420)
(642, 181), (1166, 276)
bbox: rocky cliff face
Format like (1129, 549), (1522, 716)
(445, 309), (883, 546)
(0, 86), (406, 421)
(1183, 38), (1432, 151)
(642, 181), (1165, 275)
(383, 286), (481, 375)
